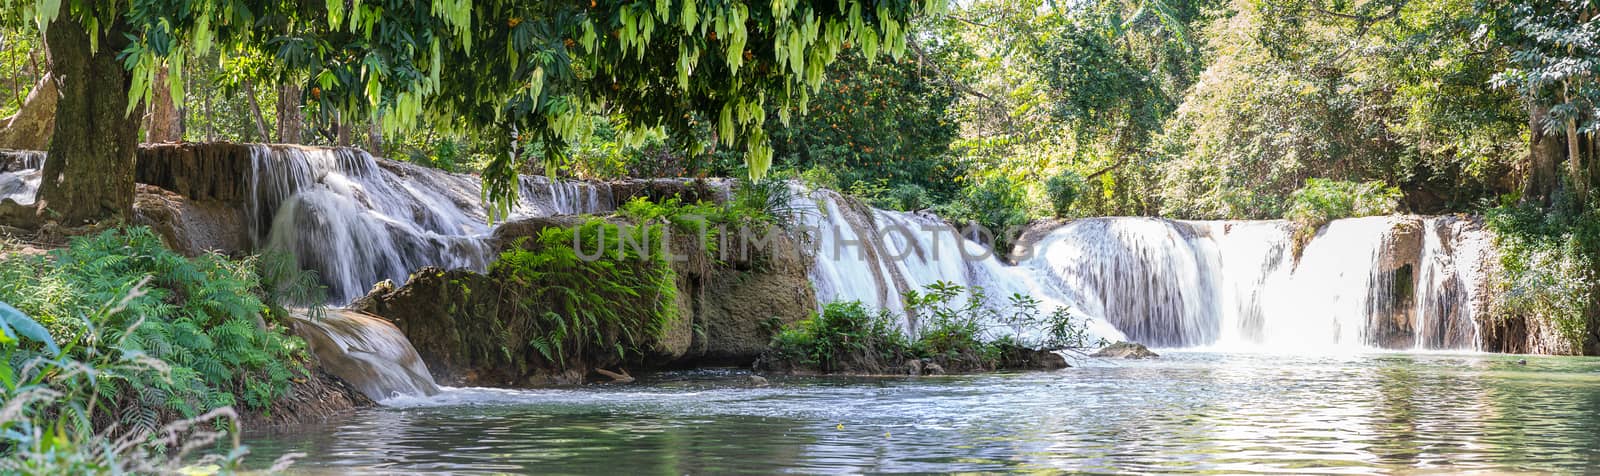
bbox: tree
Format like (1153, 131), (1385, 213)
(770, 51), (963, 201)
(1487, 0), (1599, 208)
(1, 0), (941, 225)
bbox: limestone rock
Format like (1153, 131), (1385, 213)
(132, 185), (250, 256)
(1092, 341), (1159, 359)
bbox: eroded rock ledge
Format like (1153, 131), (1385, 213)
(352, 215), (817, 386)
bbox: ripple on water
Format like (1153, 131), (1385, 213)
(246, 352), (1600, 474)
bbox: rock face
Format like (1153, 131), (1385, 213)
(1092, 341), (1159, 359)
(355, 216), (818, 386)
(132, 185), (251, 256)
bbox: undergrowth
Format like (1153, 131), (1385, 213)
(763, 281), (1101, 373)
(494, 218), (679, 365)
(1, 227), (312, 472)
(1485, 200), (1600, 352)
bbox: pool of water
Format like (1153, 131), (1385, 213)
(246, 351), (1600, 474)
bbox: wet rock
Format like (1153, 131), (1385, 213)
(1092, 341), (1159, 359)
(746, 375), (770, 387)
(132, 185), (250, 256)
(906, 359), (923, 376)
(996, 344), (1070, 370)
(922, 361), (946, 375)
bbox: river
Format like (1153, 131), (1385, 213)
(247, 351), (1600, 474)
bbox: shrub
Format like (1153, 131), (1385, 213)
(1285, 178), (1402, 228)
(766, 301), (910, 373)
(903, 281), (992, 363)
(1485, 203), (1600, 352)
(0, 228), (307, 419)
(1284, 179), (1402, 250)
(1, 295), (304, 473)
(1045, 171), (1085, 218)
(729, 178), (801, 227)
(494, 219), (680, 364)
(797, 165), (841, 191)
(940, 176), (1032, 254)
(0, 228), (312, 472)
(763, 282), (1098, 373)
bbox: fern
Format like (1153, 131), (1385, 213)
(0, 227), (312, 429)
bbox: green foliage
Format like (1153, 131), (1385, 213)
(730, 178), (801, 228)
(771, 51), (965, 204)
(1486, 203), (1600, 352)
(0, 228), (308, 423)
(1284, 179), (1402, 228)
(937, 175), (1033, 253)
(0, 229), (310, 473)
(493, 219), (679, 364)
(767, 301), (911, 373)
(766, 282), (1096, 373)
(0, 300), (263, 473)
(1045, 170), (1085, 218)
(1155, 0), (1523, 219)
(796, 165), (841, 191)
(903, 281), (993, 362)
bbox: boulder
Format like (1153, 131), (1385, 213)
(132, 185), (251, 256)
(1092, 341), (1159, 359)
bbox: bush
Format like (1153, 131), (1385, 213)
(939, 176), (1033, 254)
(766, 301), (910, 373)
(1045, 171), (1085, 218)
(1284, 179), (1402, 249)
(763, 282), (1098, 373)
(729, 178), (801, 227)
(903, 282), (995, 365)
(0, 228), (311, 472)
(495, 219), (680, 364)
(0, 228), (307, 416)
(1485, 203), (1600, 352)
(1285, 178), (1402, 227)
(1, 298), (297, 473)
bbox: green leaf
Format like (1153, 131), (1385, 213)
(0, 301), (59, 355)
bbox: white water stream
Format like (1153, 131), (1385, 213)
(2, 146), (1495, 398)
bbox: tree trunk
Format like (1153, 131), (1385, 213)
(336, 113), (351, 147)
(1523, 103), (1562, 206)
(242, 78), (270, 141)
(34, 16), (140, 225)
(1564, 82), (1586, 206)
(0, 73), (57, 150)
(367, 116), (383, 157)
(275, 83), (302, 143)
(144, 65), (181, 143)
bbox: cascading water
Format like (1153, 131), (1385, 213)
(0, 145), (1493, 352)
(1022, 216), (1489, 351)
(290, 309), (441, 400)
(792, 188), (1127, 341)
(245, 145), (614, 302)
(0, 150), (44, 205)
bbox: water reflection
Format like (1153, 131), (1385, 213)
(247, 353), (1600, 474)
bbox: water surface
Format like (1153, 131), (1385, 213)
(248, 352), (1600, 474)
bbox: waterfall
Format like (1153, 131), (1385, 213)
(290, 309), (440, 400)
(0, 150), (44, 205)
(0, 145), (1493, 352)
(793, 189), (1127, 341)
(244, 145), (615, 303)
(1024, 216), (1487, 350)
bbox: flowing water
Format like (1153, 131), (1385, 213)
(1, 145), (1588, 472)
(2, 146), (1493, 351)
(246, 352), (1600, 474)
(245, 145), (614, 303)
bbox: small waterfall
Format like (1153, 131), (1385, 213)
(244, 145), (615, 303)
(0, 150), (44, 205)
(290, 309), (440, 400)
(793, 188), (1127, 341)
(1023, 216), (1486, 350)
